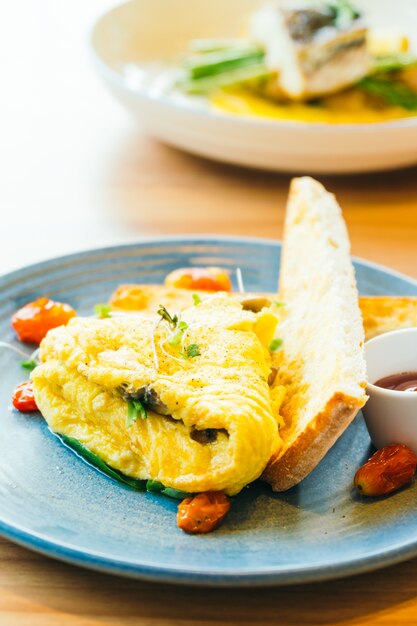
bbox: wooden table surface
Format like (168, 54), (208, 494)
(1, 1), (417, 624)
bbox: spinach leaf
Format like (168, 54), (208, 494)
(56, 433), (146, 491)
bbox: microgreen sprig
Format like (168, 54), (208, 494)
(157, 305), (179, 329)
(157, 305), (201, 361)
(95, 303), (112, 319)
(169, 321), (188, 346)
(327, 0), (360, 29)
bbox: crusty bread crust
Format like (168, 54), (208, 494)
(263, 177), (367, 491)
(262, 392), (364, 490)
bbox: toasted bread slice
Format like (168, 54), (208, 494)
(262, 177), (367, 491)
(360, 296), (417, 340)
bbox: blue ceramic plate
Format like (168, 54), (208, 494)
(1, 237), (417, 587)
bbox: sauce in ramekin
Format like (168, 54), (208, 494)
(374, 372), (417, 392)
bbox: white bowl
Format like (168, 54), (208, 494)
(363, 328), (417, 453)
(90, 0), (417, 174)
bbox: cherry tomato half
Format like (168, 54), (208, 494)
(12, 381), (38, 413)
(354, 444), (417, 496)
(11, 297), (76, 344)
(177, 491), (231, 534)
(165, 267), (232, 292)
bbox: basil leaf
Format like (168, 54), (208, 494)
(56, 433), (146, 491)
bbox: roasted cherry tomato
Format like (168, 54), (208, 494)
(165, 267), (232, 292)
(12, 381), (38, 413)
(177, 491), (231, 534)
(109, 285), (148, 311)
(11, 297), (76, 344)
(354, 444), (417, 496)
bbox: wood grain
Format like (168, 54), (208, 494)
(1, 1), (417, 625)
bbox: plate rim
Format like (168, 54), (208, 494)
(1, 235), (417, 586)
(2, 514), (417, 586)
(1, 234), (417, 291)
(89, 0), (417, 135)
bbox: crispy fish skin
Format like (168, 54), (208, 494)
(32, 297), (283, 496)
(251, 2), (370, 100)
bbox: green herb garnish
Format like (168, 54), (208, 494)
(185, 46), (264, 80)
(20, 359), (37, 372)
(176, 36), (270, 95)
(169, 321), (188, 346)
(192, 293), (201, 305)
(95, 303), (112, 319)
(56, 433), (146, 491)
(158, 305), (194, 350)
(146, 479), (165, 493)
(56, 433), (189, 498)
(358, 76), (417, 111)
(184, 343), (201, 359)
(157, 305), (179, 329)
(372, 53), (417, 74)
(161, 487), (191, 500)
(327, 0), (360, 29)
(269, 338), (283, 352)
(126, 399), (147, 427)
(178, 63), (270, 95)
(158, 306), (200, 359)
(272, 301), (286, 308)
(146, 479), (190, 500)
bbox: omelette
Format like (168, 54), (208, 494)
(32, 296), (284, 496)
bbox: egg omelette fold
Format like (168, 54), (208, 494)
(32, 296), (284, 496)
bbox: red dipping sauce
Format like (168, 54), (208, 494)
(374, 372), (417, 392)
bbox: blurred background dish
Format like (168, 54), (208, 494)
(91, 0), (417, 174)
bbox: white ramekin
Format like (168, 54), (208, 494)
(363, 328), (417, 452)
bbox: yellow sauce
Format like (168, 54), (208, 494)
(211, 85), (416, 124)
